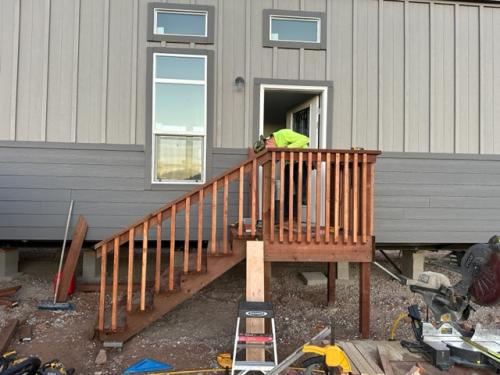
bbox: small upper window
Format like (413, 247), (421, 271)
(270, 16), (320, 43)
(148, 3), (215, 43)
(263, 10), (326, 50)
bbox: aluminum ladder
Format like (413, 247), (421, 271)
(231, 301), (278, 375)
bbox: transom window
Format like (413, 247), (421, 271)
(270, 16), (320, 43)
(263, 10), (326, 50)
(154, 9), (207, 37)
(148, 3), (214, 43)
(152, 53), (207, 183)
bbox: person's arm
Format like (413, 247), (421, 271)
(287, 133), (309, 148)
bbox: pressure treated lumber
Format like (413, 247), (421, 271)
(246, 240), (265, 361)
(56, 215), (88, 302)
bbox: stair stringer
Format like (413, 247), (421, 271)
(98, 238), (247, 344)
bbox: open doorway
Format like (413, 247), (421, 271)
(255, 82), (331, 223)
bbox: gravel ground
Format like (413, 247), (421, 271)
(0, 249), (498, 374)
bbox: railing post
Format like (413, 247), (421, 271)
(211, 181), (217, 254)
(315, 152), (322, 243)
(262, 160), (272, 242)
(353, 153), (359, 244)
(270, 152), (276, 243)
(155, 212), (162, 294)
(197, 190), (204, 272)
(297, 152), (303, 243)
(111, 237), (119, 331)
(223, 176), (229, 253)
(184, 197), (190, 273)
(127, 228), (134, 312)
(325, 152), (331, 243)
(140, 221), (148, 311)
(169, 205), (176, 291)
(98, 244), (107, 331)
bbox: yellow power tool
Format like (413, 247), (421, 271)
(302, 344), (351, 375)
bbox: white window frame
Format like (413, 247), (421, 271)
(269, 15), (321, 44)
(152, 53), (208, 184)
(153, 8), (208, 38)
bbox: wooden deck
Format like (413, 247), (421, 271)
(336, 340), (494, 375)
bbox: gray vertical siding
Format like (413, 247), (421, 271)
(1, 0), (500, 151)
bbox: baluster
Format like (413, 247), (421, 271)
(197, 190), (204, 271)
(334, 153), (340, 243)
(343, 153), (350, 243)
(223, 176), (229, 253)
(98, 244), (107, 331)
(111, 238), (119, 330)
(315, 152), (322, 243)
(306, 152), (312, 243)
(251, 159), (257, 236)
(140, 221), (148, 311)
(362, 154), (367, 244)
(369, 163), (375, 237)
(155, 212), (162, 294)
(353, 153), (359, 244)
(288, 152), (294, 243)
(270, 152), (276, 243)
(127, 228), (134, 312)
(297, 152), (303, 243)
(279, 152), (285, 243)
(325, 153), (331, 243)
(169, 205), (176, 291)
(238, 167), (244, 237)
(211, 181), (217, 254)
(184, 196), (191, 273)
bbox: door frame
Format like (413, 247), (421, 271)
(257, 84), (329, 148)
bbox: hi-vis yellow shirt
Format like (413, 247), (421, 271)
(271, 129), (309, 148)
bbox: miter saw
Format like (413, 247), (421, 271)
(398, 235), (500, 371)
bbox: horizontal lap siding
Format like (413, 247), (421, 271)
(0, 144), (247, 241)
(376, 152), (500, 243)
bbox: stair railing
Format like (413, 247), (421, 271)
(94, 150), (271, 332)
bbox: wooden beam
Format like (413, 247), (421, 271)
(0, 319), (19, 353)
(359, 262), (371, 338)
(246, 241), (265, 361)
(56, 215), (88, 302)
(327, 262), (336, 305)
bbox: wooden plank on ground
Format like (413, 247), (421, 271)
(377, 345), (394, 375)
(0, 319), (19, 353)
(56, 215), (88, 302)
(0, 285), (21, 297)
(354, 341), (385, 375)
(340, 342), (375, 375)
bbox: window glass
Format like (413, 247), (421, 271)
(155, 10), (206, 36)
(155, 136), (204, 182)
(270, 17), (319, 43)
(156, 55), (205, 81)
(155, 83), (205, 133)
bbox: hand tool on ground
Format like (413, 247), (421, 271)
(38, 201), (74, 311)
(393, 235), (500, 371)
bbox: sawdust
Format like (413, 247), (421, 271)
(0, 250), (498, 374)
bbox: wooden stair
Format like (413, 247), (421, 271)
(98, 239), (246, 344)
(93, 148), (380, 343)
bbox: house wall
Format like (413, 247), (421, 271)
(1, 0), (500, 245)
(1, 142), (499, 244)
(1, 0), (500, 152)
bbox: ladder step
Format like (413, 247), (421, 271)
(238, 335), (273, 343)
(233, 361), (276, 371)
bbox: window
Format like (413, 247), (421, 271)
(152, 53), (207, 183)
(270, 16), (320, 43)
(263, 10), (326, 50)
(148, 3), (215, 44)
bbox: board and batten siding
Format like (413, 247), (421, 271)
(0, 142), (498, 244)
(1, 0), (500, 152)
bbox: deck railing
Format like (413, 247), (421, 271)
(261, 149), (379, 247)
(93, 148), (379, 332)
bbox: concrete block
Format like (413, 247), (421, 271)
(337, 262), (350, 280)
(81, 248), (100, 283)
(0, 248), (20, 280)
(402, 251), (425, 280)
(300, 271), (327, 286)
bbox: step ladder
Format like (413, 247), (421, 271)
(231, 301), (278, 375)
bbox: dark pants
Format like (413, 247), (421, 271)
(283, 162), (308, 219)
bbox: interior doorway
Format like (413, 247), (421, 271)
(257, 84), (329, 223)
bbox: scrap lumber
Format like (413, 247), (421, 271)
(0, 285), (21, 297)
(340, 342), (376, 375)
(377, 345), (394, 375)
(0, 319), (19, 353)
(354, 341), (385, 375)
(56, 215), (88, 302)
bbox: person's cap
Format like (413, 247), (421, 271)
(253, 135), (266, 153)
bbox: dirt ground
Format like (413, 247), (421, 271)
(0, 249), (499, 375)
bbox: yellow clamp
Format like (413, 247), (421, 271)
(302, 345), (351, 373)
